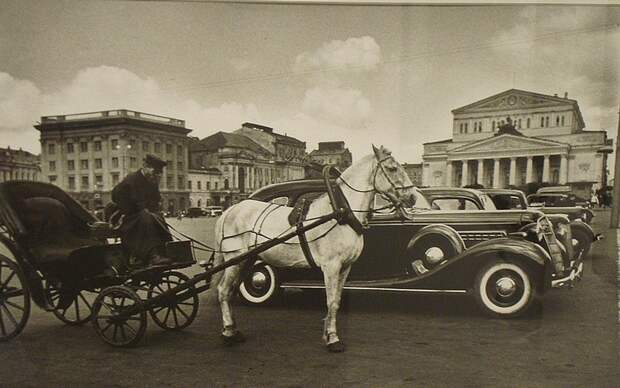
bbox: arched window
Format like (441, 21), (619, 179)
(459, 123), (463, 133)
(479, 121), (483, 131)
(556, 116), (560, 126)
(464, 123), (468, 133)
(545, 116), (549, 127)
(224, 179), (229, 189)
(561, 116), (565, 126)
(474, 122), (477, 131)
(527, 118), (531, 128)
(540, 117), (545, 127)
(197, 199), (201, 207)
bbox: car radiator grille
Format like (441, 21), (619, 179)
(459, 231), (507, 241)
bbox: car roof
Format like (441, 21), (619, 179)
(480, 188), (525, 195)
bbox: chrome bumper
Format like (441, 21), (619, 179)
(551, 260), (584, 288)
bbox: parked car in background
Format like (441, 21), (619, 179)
(186, 207), (205, 218)
(242, 180), (584, 318)
(204, 205), (223, 217)
(536, 186), (591, 208)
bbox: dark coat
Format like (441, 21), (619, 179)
(111, 170), (170, 260)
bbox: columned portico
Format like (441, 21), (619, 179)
(446, 161), (453, 186)
(526, 156), (534, 183)
(560, 154), (568, 184)
(477, 160), (484, 186)
(461, 160), (469, 186)
(493, 158), (500, 188)
(542, 155), (551, 183)
(509, 157), (517, 186)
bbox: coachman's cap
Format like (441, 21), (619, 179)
(144, 154), (167, 172)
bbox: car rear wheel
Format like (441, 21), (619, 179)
(408, 233), (463, 273)
(571, 228), (592, 260)
(474, 260), (535, 318)
(239, 262), (280, 305)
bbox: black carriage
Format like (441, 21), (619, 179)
(0, 181), (198, 345)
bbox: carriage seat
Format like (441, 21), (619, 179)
(21, 197), (103, 263)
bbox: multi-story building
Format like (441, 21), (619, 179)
(422, 89), (613, 199)
(402, 163), (423, 187)
(187, 167), (222, 208)
(36, 109), (192, 213)
(189, 123), (306, 208)
(0, 147), (40, 182)
(309, 141), (353, 172)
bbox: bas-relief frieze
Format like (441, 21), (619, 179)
(451, 137), (564, 155)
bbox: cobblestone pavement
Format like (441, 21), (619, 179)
(0, 211), (618, 387)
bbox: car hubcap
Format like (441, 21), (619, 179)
(495, 277), (517, 297)
(251, 272), (267, 289)
(425, 247), (444, 265)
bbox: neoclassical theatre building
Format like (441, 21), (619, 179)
(422, 89), (613, 198)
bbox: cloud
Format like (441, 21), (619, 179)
(302, 85), (372, 128)
(0, 66), (262, 152)
(294, 36), (382, 73)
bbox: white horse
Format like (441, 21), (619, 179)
(213, 145), (417, 352)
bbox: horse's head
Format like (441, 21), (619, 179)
(372, 145), (418, 209)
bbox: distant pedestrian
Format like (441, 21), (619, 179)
(591, 192), (599, 208)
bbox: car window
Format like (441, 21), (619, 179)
(479, 194), (497, 210)
(293, 192), (324, 207)
(270, 196), (289, 206)
(431, 198), (479, 210)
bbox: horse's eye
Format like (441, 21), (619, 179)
(386, 166), (398, 172)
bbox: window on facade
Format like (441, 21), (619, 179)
(207, 181), (211, 190)
(112, 173), (119, 185)
(81, 176), (89, 189)
(67, 160), (75, 170)
(556, 116), (560, 126)
(94, 141), (102, 151)
(95, 158), (103, 169)
(167, 175), (173, 189)
(215, 182), (218, 190)
(527, 118), (531, 128)
(178, 161), (183, 170)
(48, 144), (56, 155)
(80, 160), (88, 170)
(67, 143), (74, 153)
(80, 142), (88, 153)
(473, 122), (477, 132)
(492, 121), (496, 131)
(111, 139), (118, 149)
(68, 176), (75, 190)
(129, 139), (136, 150)
(166, 144), (172, 154)
(49, 175), (57, 183)
(112, 157), (119, 168)
(197, 181), (201, 190)
(142, 141), (149, 152)
(545, 116), (549, 127)
(224, 179), (229, 189)
(178, 176), (185, 189)
(154, 143), (161, 153)
(459, 123), (463, 133)
(464, 123), (468, 133)
(177, 145), (183, 155)
(540, 117), (545, 127)
(95, 175), (103, 185)
(130, 157), (137, 168)
(518, 119), (522, 128)
(188, 180), (193, 190)
(561, 116), (565, 126)
(49, 161), (56, 171)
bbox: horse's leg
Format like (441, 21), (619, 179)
(322, 261), (348, 352)
(217, 259), (245, 345)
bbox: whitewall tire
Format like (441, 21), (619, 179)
(474, 260), (535, 318)
(239, 262), (280, 305)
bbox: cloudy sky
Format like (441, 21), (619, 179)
(1, 1), (619, 164)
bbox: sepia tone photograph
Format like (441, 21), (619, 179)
(0, 0), (618, 386)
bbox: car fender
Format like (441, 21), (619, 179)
(406, 224), (466, 256)
(569, 220), (596, 241)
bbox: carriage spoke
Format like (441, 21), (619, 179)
(119, 324), (127, 341)
(112, 324), (119, 341)
(163, 307), (171, 325)
(79, 293), (93, 310)
(0, 310), (6, 336)
(1, 304), (18, 328)
(176, 305), (190, 320)
(74, 299), (81, 321)
(4, 300), (24, 311)
(172, 306), (179, 327)
(123, 322), (137, 336)
(151, 306), (165, 314)
(5, 288), (24, 298)
(100, 322), (113, 334)
(1, 271), (16, 289)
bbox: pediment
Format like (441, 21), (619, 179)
(452, 89), (572, 114)
(450, 134), (568, 155)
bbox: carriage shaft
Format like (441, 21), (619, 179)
(115, 211), (340, 319)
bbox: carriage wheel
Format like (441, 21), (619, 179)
(147, 271), (199, 331)
(0, 256), (31, 342)
(46, 282), (97, 326)
(92, 286), (147, 347)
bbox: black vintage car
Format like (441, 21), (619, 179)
(241, 180), (584, 318)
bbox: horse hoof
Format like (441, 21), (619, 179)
(327, 341), (345, 353)
(221, 331), (246, 346)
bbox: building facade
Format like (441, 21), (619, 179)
(36, 109), (192, 213)
(187, 167), (222, 208)
(309, 141), (353, 172)
(402, 163), (423, 186)
(0, 147), (40, 182)
(189, 123), (306, 208)
(422, 89), (612, 198)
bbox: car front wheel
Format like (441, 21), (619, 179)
(239, 262), (280, 305)
(474, 260), (535, 318)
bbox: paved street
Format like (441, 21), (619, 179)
(0, 211), (618, 387)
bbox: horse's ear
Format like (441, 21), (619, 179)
(372, 144), (381, 158)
